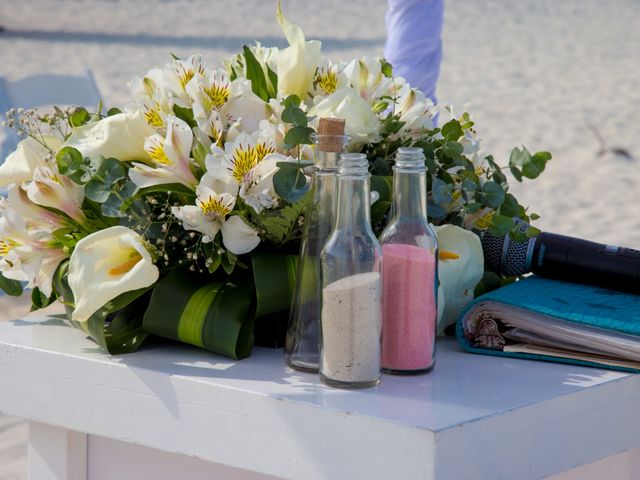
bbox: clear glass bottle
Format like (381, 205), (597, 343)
(319, 153), (382, 389)
(379, 147), (438, 374)
(285, 133), (350, 372)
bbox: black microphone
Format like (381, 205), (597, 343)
(481, 223), (640, 294)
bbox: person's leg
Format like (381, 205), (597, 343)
(384, 0), (444, 104)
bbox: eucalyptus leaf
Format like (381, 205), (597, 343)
(441, 120), (463, 142)
(0, 272), (23, 296)
(70, 107), (90, 127)
(284, 126), (314, 147)
(482, 181), (505, 209)
(488, 214), (515, 237)
(281, 107), (308, 126)
(273, 162), (309, 203)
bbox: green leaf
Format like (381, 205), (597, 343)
(102, 181), (137, 218)
(56, 146), (84, 175)
(432, 177), (453, 205)
(0, 272), (23, 296)
(120, 183), (196, 212)
(281, 107), (308, 126)
(380, 58), (393, 78)
(243, 45), (270, 101)
(522, 151), (552, 179)
(370, 175), (393, 202)
(85, 158), (126, 203)
(273, 162), (309, 203)
(107, 107), (122, 116)
(482, 181), (505, 209)
(30, 287), (56, 311)
(443, 141), (464, 158)
(441, 120), (463, 142)
(488, 214), (515, 237)
(281, 95), (301, 109)
(257, 190), (313, 244)
(70, 107), (90, 127)
(172, 104), (196, 129)
(500, 193), (520, 217)
(143, 269), (255, 360)
(267, 65), (278, 97)
(284, 125), (314, 147)
(251, 253), (298, 317)
(371, 200), (391, 224)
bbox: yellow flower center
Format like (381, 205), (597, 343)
(0, 238), (20, 257)
(144, 104), (164, 128)
(107, 250), (143, 276)
(146, 139), (172, 165)
(200, 195), (232, 220)
(317, 69), (338, 95)
(204, 83), (230, 110)
(439, 250), (460, 260)
(228, 142), (274, 183)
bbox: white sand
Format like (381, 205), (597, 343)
(0, 0), (638, 477)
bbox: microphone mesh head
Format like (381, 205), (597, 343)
(481, 221), (531, 276)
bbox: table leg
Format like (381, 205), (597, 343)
(28, 421), (87, 480)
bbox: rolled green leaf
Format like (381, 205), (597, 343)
(143, 269), (255, 360)
(251, 253), (298, 317)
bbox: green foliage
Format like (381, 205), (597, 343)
(83, 158), (136, 218)
(69, 107), (90, 127)
(255, 189), (313, 245)
(0, 272), (23, 296)
(173, 104), (196, 129)
(509, 146), (552, 182)
(273, 161), (310, 203)
(243, 45), (276, 101)
(56, 146), (93, 184)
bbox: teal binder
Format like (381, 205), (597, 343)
(456, 276), (640, 373)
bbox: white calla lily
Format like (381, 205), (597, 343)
(275, 1), (323, 100)
(0, 135), (63, 187)
(65, 111), (155, 163)
(26, 166), (85, 224)
(129, 115), (198, 189)
(68, 226), (159, 322)
(310, 87), (380, 148)
(435, 224), (484, 334)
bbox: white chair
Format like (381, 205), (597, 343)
(0, 69), (102, 162)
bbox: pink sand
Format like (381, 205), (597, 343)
(381, 243), (437, 371)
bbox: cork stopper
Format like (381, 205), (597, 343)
(317, 118), (346, 152)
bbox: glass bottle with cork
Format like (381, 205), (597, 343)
(319, 153), (382, 389)
(285, 118), (350, 372)
(379, 147), (438, 374)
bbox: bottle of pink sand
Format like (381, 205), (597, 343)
(379, 147), (438, 374)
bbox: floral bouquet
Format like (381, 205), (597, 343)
(0, 4), (550, 358)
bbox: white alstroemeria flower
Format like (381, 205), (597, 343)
(171, 175), (260, 255)
(65, 111), (155, 163)
(275, 1), (323, 101)
(186, 72), (268, 147)
(0, 135), (63, 187)
(68, 226), (159, 322)
(310, 87), (381, 148)
(394, 84), (438, 139)
(434, 224), (484, 334)
(7, 186), (65, 233)
(208, 131), (289, 213)
(343, 57), (396, 102)
(128, 68), (174, 131)
(157, 54), (207, 107)
(312, 59), (348, 97)
(129, 115), (198, 189)
(0, 208), (65, 296)
(26, 166), (85, 224)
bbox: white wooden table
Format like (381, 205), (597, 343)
(1, 316), (640, 480)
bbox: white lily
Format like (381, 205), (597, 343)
(394, 83), (438, 139)
(171, 174), (260, 254)
(275, 1), (323, 101)
(65, 111), (156, 163)
(129, 115), (198, 189)
(312, 59), (348, 97)
(68, 226), (159, 322)
(310, 87), (381, 148)
(0, 135), (63, 187)
(128, 68), (174, 131)
(26, 165), (85, 224)
(208, 130), (289, 213)
(435, 224), (484, 334)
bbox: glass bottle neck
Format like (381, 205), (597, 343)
(390, 169), (428, 221)
(335, 177), (372, 234)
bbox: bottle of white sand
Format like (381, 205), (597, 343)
(319, 153), (382, 389)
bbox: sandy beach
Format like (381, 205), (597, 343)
(0, 0), (639, 478)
